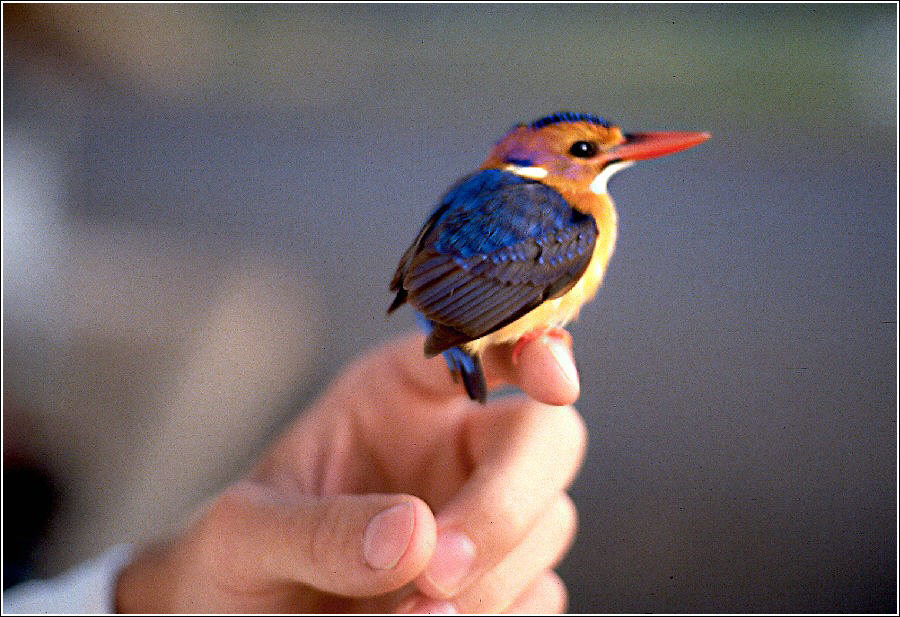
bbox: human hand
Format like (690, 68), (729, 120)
(116, 331), (587, 613)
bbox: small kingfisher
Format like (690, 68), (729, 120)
(389, 112), (709, 402)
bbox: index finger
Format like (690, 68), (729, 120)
(415, 397), (587, 599)
(357, 331), (581, 410)
(483, 334), (580, 406)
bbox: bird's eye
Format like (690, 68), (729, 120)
(569, 140), (598, 158)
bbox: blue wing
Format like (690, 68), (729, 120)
(390, 169), (598, 357)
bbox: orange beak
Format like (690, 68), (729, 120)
(609, 131), (711, 162)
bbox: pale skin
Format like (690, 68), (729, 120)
(116, 331), (586, 613)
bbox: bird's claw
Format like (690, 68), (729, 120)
(511, 326), (573, 366)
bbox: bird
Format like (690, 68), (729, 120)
(389, 111), (709, 402)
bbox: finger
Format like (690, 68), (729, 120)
(504, 571), (568, 614)
(201, 481), (436, 597)
(352, 332), (579, 410)
(395, 596), (459, 614)
(415, 400), (587, 599)
(399, 567), (570, 615)
(453, 493), (577, 613)
(483, 334), (580, 406)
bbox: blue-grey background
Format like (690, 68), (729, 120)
(3, 4), (896, 612)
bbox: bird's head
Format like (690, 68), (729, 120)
(482, 112), (710, 199)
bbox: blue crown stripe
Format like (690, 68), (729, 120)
(530, 112), (611, 129)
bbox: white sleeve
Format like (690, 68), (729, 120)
(3, 544), (136, 614)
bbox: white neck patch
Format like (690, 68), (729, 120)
(504, 164), (549, 180)
(589, 160), (634, 195)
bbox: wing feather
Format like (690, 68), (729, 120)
(390, 169), (598, 354)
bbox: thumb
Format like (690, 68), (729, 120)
(206, 482), (437, 597)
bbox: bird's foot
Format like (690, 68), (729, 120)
(511, 326), (573, 366)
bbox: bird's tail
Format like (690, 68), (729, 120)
(415, 313), (487, 403)
(442, 346), (487, 404)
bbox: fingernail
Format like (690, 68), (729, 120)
(548, 339), (579, 388)
(397, 596), (457, 614)
(363, 502), (415, 570)
(424, 530), (476, 596)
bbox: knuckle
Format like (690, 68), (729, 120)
(547, 571), (569, 613)
(561, 405), (588, 463)
(195, 485), (258, 574)
(202, 485), (250, 536)
(519, 571), (568, 614)
(555, 494), (579, 559)
(558, 492), (578, 533)
(489, 485), (532, 545)
(545, 405), (588, 488)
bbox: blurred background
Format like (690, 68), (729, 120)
(2, 3), (895, 612)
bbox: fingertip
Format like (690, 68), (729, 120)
(514, 337), (580, 406)
(401, 496), (439, 576)
(367, 495), (437, 584)
(415, 529), (477, 599)
(273, 493), (438, 597)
